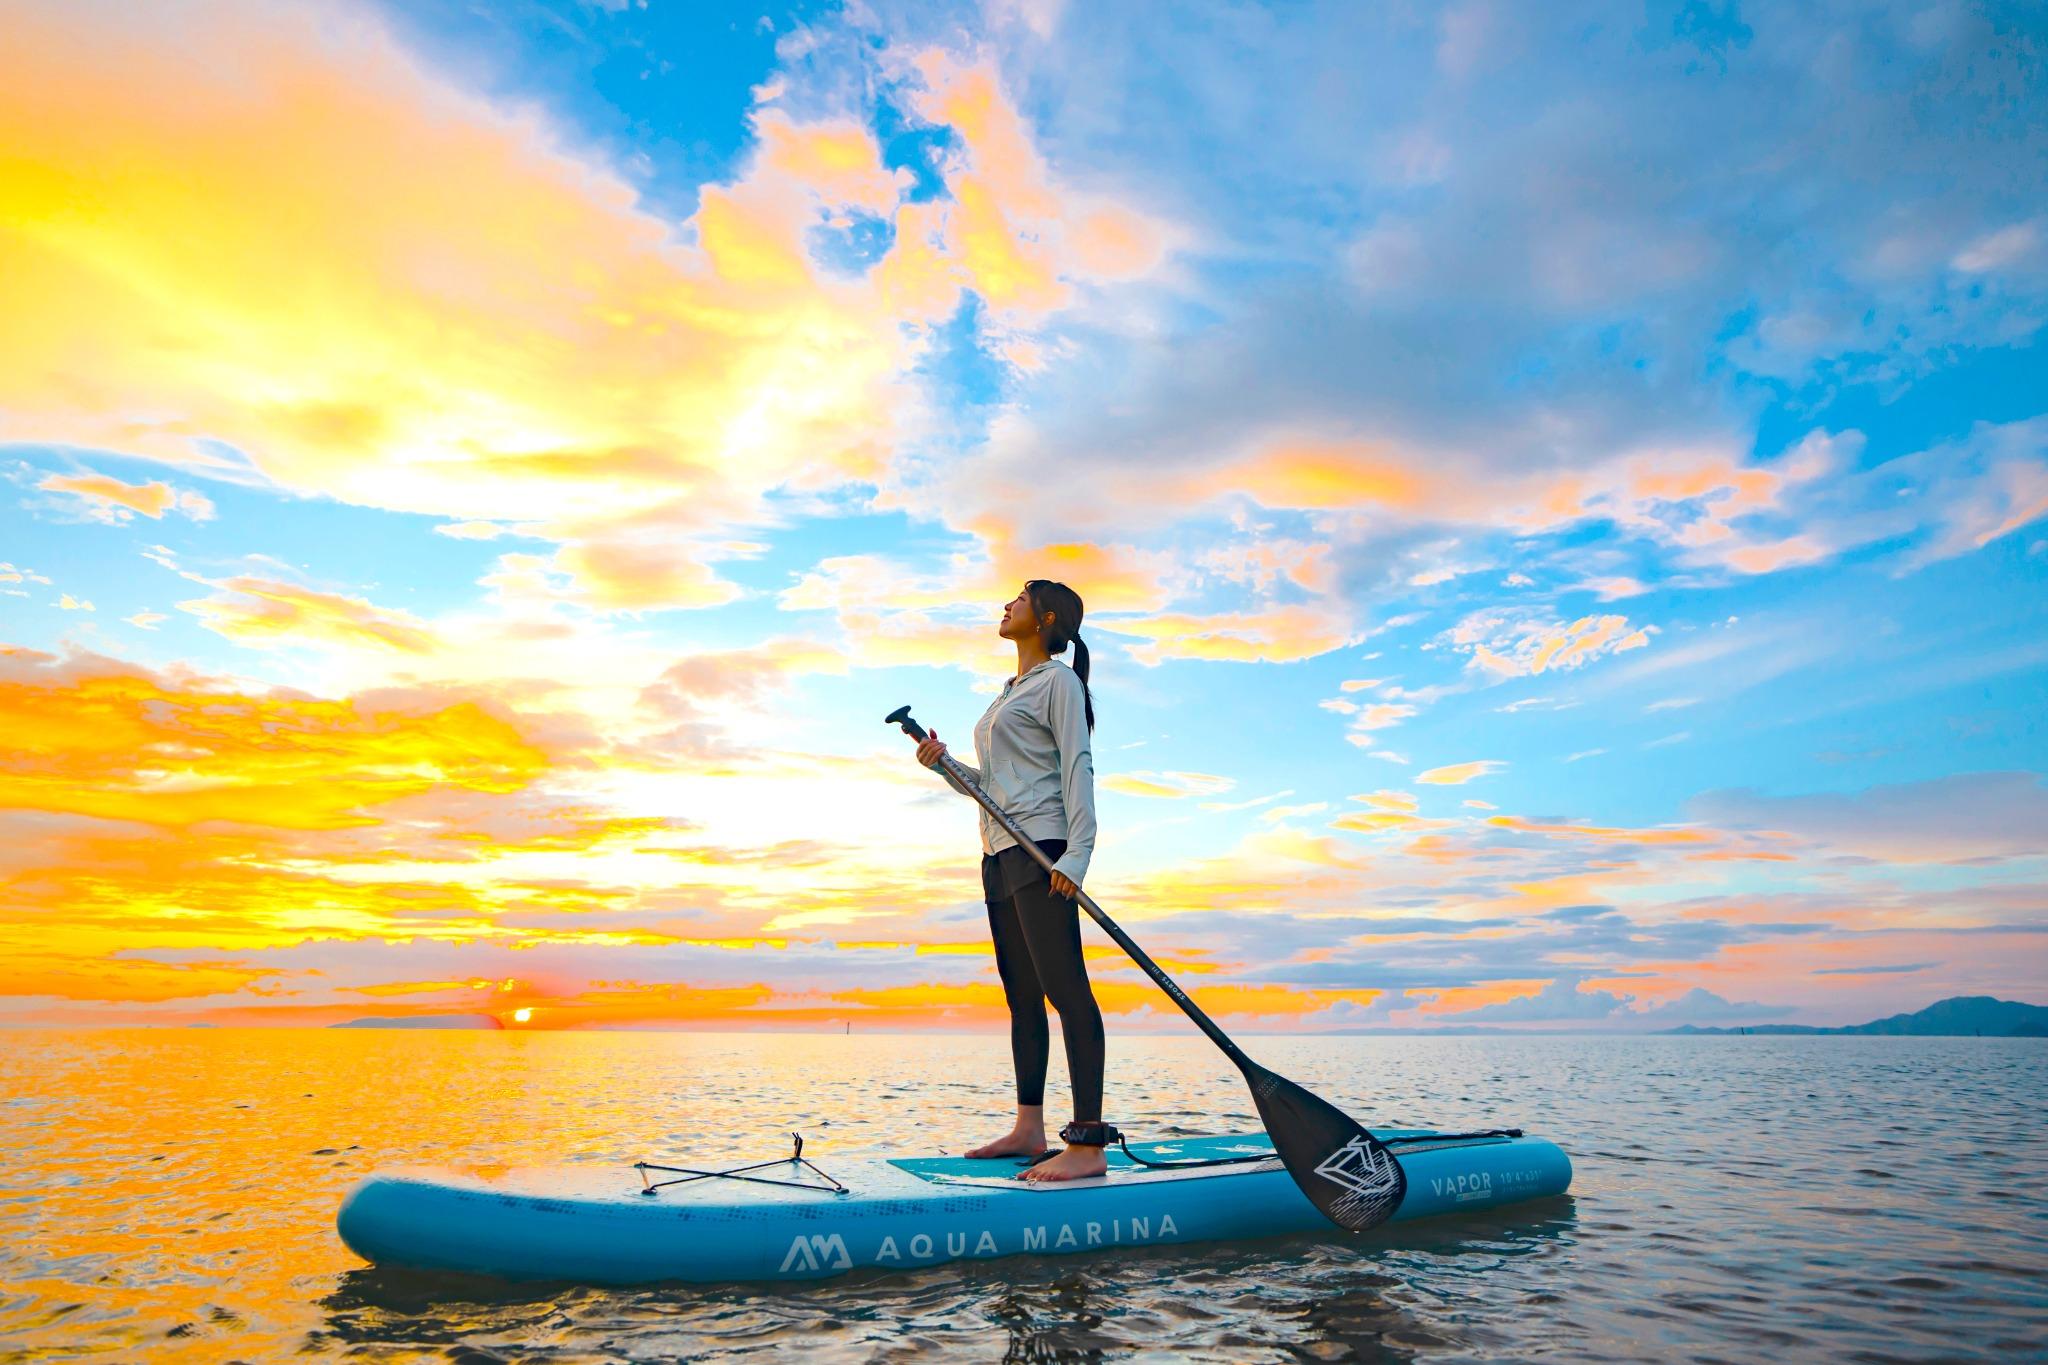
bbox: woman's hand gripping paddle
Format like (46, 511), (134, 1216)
(887, 704), (1407, 1233)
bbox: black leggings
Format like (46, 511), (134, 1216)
(984, 841), (1106, 1122)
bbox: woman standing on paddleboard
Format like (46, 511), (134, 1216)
(911, 580), (1111, 1183)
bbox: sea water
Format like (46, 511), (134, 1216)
(1, 1029), (2043, 1362)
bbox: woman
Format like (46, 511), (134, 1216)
(911, 579), (1112, 1183)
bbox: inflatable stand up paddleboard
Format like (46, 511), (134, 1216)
(338, 1128), (1571, 1284)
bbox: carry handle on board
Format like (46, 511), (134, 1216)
(886, 704), (1407, 1232)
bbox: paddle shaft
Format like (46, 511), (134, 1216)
(909, 731), (1256, 1073)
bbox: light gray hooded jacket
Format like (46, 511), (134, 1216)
(943, 659), (1097, 889)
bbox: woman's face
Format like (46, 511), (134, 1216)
(999, 587), (1040, 640)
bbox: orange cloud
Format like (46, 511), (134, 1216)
(0, 647), (548, 831)
(552, 541), (744, 613)
(1484, 814), (1712, 846)
(1417, 760), (1503, 785)
(1101, 771), (1235, 799)
(753, 110), (902, 213)
(1722, 535), (1830, 575)
(1411, 980), (1549, 1016)
(1202, 440), (1426, 512)
(38, 470), (211, 521)
(1329, 809), (1449, 833)
(180, 576), (437, 654)
(906, 51), (1172, 323)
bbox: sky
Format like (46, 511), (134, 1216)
(1, 0), (2044, 1033)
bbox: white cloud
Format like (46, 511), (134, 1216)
(1443, 976), (1631, 1024)
(1633, 988), (1795, 1025)
(1952, 219), (2041, 274)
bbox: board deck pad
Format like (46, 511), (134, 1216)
(899, 1133), (1285, 1188)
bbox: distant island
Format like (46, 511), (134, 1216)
(331, 1014), (504, 1030)
(1661, 996), (2047, 1037)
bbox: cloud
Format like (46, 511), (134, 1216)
(1483, 813), (1710, 847)
(1435, 975), (1631, 1023)
(37, 470), (215, 523)
(1102, 770), (1234, 799)
(181, 576), (436, 654)
(1344, 702), (1418, 732)
(1571, 575), (1648, 600)
(1691, 771), (2048, 863)
(1446, 610), (1655, 678)
(902, 49), (1177, 323)
(0, 646), (552, 833)
(550, 540), (744, 613)
(1811, 962), (1936, 977)
(1632, 987), (1796, 1025)
(1097, 604), (1359, 666)
(1952, 218), (2041, 274)
(1416, 760), (1503, 785)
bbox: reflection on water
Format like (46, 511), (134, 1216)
(2, 1030), (2043, 1361)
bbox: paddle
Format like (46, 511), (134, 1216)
(887, 704), (1406, 1233)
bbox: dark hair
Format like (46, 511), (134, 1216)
(1025, 579), (1094, 731)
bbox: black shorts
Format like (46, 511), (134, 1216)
(981, 838), (1070, 905)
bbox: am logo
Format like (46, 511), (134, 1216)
(779, 1233), (853, 1273)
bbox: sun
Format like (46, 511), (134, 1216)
(511, 1007), (532, 1024)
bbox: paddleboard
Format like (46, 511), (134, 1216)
(337, 1129), (1571, 1283)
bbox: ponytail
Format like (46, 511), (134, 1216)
(1070, 633), (1094, 731)
(1026, 579), (1095, 731)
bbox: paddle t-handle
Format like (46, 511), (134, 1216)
(883, 702), (1409, 1233)
(885, 705), (927, 741)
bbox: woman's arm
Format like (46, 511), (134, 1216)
(916, 726), (983, 790)
(1047, 667), (1096, 889)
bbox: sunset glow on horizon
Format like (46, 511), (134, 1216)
(2, 0), (2043, 1034)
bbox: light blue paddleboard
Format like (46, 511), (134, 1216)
(337, 1129), (1572, 1284)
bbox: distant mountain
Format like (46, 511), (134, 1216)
(331, 1014), (504, 1030)
(1661, 996), (2048, 1037)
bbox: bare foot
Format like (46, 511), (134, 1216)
(965, 1130), (1049, 1159)
(1018, 1145), (1109, 1183)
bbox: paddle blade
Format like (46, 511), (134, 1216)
(1247, 1064), (1407, 1232)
